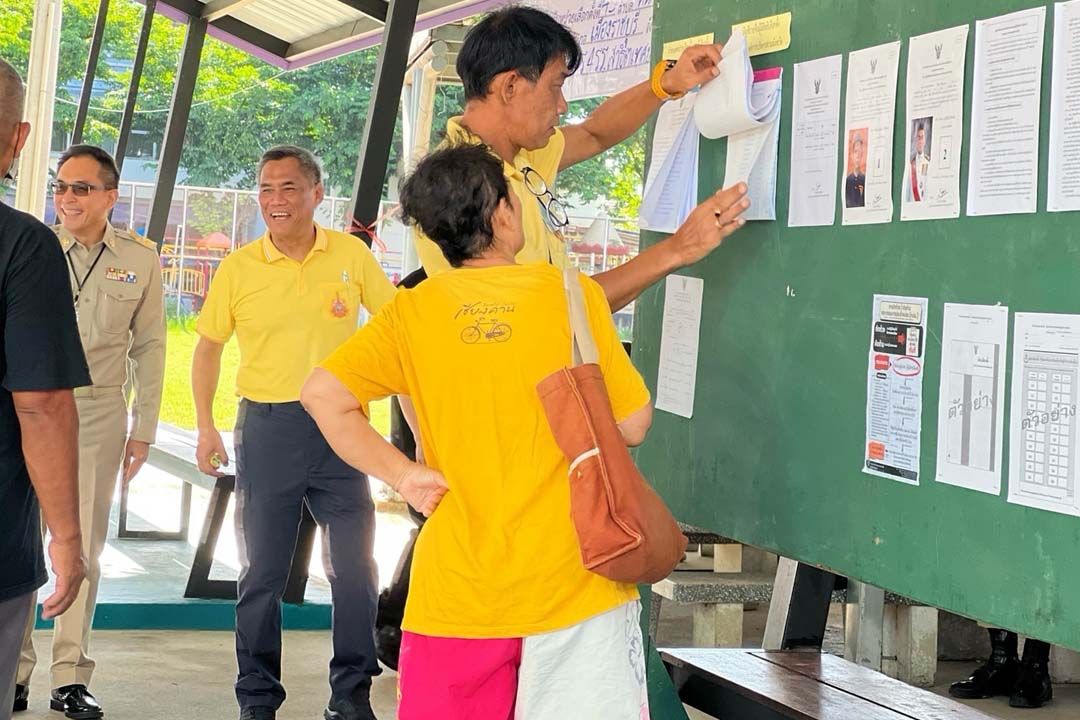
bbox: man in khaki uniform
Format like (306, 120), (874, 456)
(15, 146), (164, 720)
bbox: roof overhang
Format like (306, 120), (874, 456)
(143, 0), (504, 69)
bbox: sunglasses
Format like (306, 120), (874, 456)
(50, 180), (112, 197)
(520, 166), (569, 230)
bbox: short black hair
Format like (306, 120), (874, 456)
(258, 144), (322, 186)
(399, 144), (510, 267)
(57, 144), (119, 188)
(457, 6), (582, 101)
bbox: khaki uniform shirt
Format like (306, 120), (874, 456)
(57, 223), (166, 443)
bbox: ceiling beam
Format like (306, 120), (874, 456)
(151, 0), (291, 58)
(335, 0), (388, 23)
(286, 16), (383, 59)
(201, 0), (258, 22)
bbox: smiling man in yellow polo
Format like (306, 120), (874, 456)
(191, 145), (394, 720)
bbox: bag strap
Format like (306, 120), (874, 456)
(563, 267), (600, 366)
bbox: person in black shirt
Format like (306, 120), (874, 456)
(0, 58), (91, 719)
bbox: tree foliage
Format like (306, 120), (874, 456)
(1, 0), (645, 215)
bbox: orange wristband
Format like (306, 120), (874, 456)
(650, 60), (684, 101)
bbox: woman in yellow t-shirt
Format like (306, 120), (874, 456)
(301, 144), (654, 720)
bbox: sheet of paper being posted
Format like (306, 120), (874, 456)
(694, 30), (781, 139)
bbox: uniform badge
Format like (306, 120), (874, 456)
(106, 267), (138, 283)
(330, 292), (349, 318)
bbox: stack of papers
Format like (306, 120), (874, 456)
(639, 94), (699, 233)
(723, 69), (783, 220)
(695, 30), (782, 139)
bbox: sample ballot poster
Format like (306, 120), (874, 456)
(901, 25), (968, 221)
(788, 54), (843, 228)
(1008, 313), (1080, 516)
(864, 295), (929, 485)
(935, 304), (1009, 495)
(842, 42), (901, 226)
(968, 6), (1046, 216)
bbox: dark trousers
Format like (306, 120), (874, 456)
(233, 400), (380, 711)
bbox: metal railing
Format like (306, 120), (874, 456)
(7, 180), (641, 336)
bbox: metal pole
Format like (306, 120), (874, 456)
(15, 0), (63, 217)
(114, 0), (157, 176)
(147, 16), (207, 247)
(347, 0), (420, 247)
(230, 190), (239, 251)
(72, 0), (111, 144)
(602, 218), (610, 270)
(176, 188), (188, 315)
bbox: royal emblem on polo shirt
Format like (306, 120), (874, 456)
(330, 292), (349, 318)
(105, 267), (138, 283)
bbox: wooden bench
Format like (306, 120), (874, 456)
(118, 424), (315, 603)
(662, 648), (994, 720)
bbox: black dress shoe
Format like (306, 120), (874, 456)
(12, 684), (28, 712)
(49, 685), (103, 719)
(1010, 660), (1053, 708)
(239, 707), (276, 720)
(325, 683), (377, 720)
(949, 657), (1020, 699)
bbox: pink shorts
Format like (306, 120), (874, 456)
(397, 601), (647, 720)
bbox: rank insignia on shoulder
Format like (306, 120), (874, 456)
(106, 267), (139, 283)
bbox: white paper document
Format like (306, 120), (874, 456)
(644, 94), (697, 196)
(1008, 313), (1080, 516)
(842, 42), (902, 226)
(901, 26), (969, 221)
(1049, 0), (1080, 212)
(640, 94), (699, 234)
(655, 275), (705, 419)
(864, 294), (929, 485)
(935, 304), (1008, 495)
(695, 30), (782, 139)
(724, 70), (782, 221)
(788, 54), (842, 228)
(968, 7), (1046, 216)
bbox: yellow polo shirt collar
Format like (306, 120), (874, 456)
(260, 224), (329, 263)
(444, 119), (527, 181)
(413, 117), (567, 275)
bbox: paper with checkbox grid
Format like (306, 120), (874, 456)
(1008, 313), (1080, 516)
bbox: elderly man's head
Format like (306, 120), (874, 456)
(456, 7), (581, 151)
(257, 145), (325, 240)
(0, 58), (31, 183)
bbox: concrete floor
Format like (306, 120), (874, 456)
(16, 607), (1079, 720)
(16, 629), (399, 720)
(20, 478), (1080, 720)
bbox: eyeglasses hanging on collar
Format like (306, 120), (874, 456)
(520, 166), (570, 231)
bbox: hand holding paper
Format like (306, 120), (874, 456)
(662, 43), (723, 95)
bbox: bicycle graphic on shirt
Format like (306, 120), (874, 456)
(460, 319), (512, 344)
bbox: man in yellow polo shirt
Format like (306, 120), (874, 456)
(191, 145), (395, 720)
(414, 6), (750, 311)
